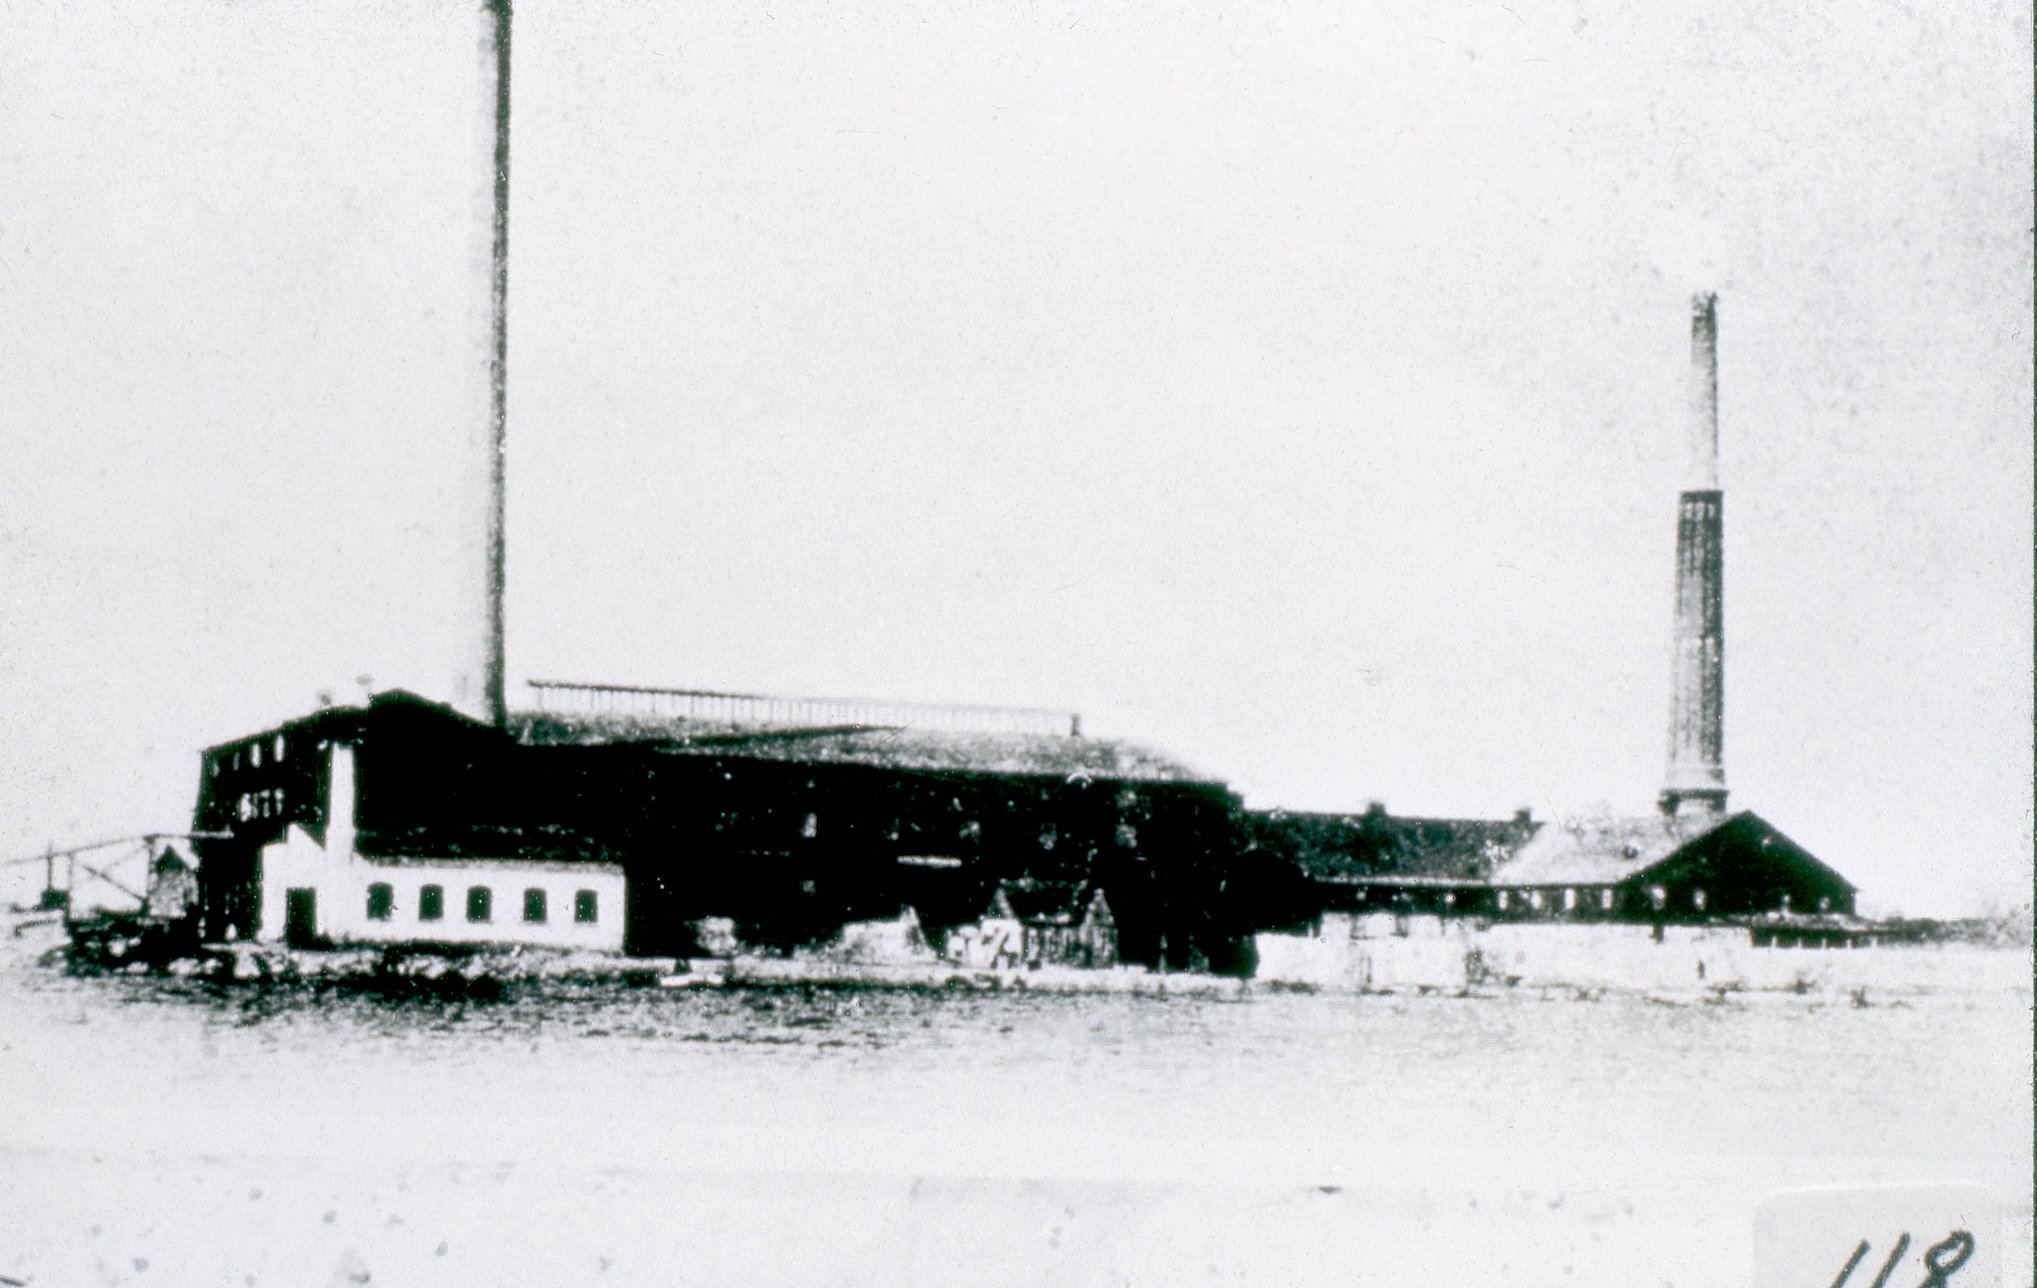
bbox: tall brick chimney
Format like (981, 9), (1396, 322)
(1660, 292), (1728, 817)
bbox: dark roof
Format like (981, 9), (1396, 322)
(1646, 812), (1857, 895)
(201, 690), (493, 760)
(508, 711), (1214, 784)
(1247, 807), (1538, 883)
(357, 821), (619, 867)
(206, 691), (1213, 785)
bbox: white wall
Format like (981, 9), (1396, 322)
(1470, 922), (2031, 994)
(1253, 915), (2031, 995)
(256, 745), (626, 953)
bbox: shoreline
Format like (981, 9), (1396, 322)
(24, 930), (2029, 1005)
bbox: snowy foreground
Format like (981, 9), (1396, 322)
(0, 923), (2029, 1288)
(57, 917), (2027, 1003)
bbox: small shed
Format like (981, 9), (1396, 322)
(945, 886), (1024, 968)
(145, 847), (199, 922)
(1007, 881), (1119, 969)
(945, 881), (1118, 969)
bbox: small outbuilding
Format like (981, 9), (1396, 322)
(943, 881), (1118, 969)
(145, 848), (199, 922)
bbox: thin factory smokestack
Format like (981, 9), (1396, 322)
(450, 0), (511, 727)
(1661, 292), (1727, 818)
(483, 0), (510, 728)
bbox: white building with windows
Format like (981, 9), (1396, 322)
(256, 745), (626, 952)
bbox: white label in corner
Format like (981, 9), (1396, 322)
(1754, 1184), (1998, 1288)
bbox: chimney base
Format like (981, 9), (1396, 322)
(1658, 787), (1728, 818)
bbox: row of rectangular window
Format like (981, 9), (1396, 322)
(1494, 888), (1624, 912)
(1490, 887), (1703, 912)
(365, 883), (598, 925)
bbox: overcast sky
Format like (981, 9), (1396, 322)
(2, 0), (2029, 915)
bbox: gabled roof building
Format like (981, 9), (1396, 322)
(1243, 297), (1860, 934)
(1247, 804), (1854, 926)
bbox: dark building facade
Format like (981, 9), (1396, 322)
(192, 691), (1256, 969)
(1237, 805), (1538, 926)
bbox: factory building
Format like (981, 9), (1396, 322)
(1250, 805), (1851, 924)
(1246, 294), (1855, 934)
(1239, 806), (1536, 926)
(1484, 810), (1853, 920)
(172, 0), (1859, 976)
(184, 294), (1861, 966)
(190, 685), (1254, 967)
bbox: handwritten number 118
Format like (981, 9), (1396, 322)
(1828, 1231), (1975, 1288)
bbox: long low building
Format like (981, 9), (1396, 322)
(189, 688), (1860, 970)
(1244, 804), (1856, 927)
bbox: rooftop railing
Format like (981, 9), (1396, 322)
(525, 680), (1081, 738)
